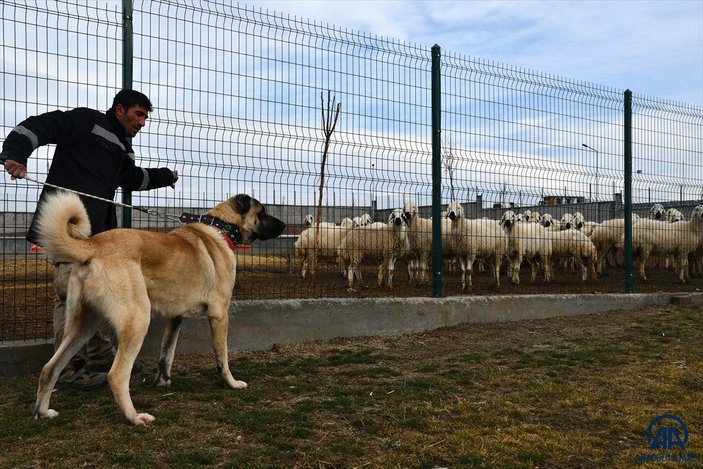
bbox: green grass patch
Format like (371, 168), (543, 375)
(2, 304), (703, 467)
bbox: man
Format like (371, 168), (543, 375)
(2, 89), (179, 390)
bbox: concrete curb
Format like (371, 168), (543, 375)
(2, 292), (700, 377)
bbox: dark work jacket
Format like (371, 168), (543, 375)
(1, 107), (174, 244)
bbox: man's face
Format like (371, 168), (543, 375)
(115, 103), (149, 138)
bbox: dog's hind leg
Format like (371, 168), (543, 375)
(208, 305), (247, 390)
(154, 317), (183, 387)
(34, 301), (101, 420)
(108, 299), (154, 426)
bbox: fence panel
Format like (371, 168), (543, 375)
(1, 0), (702, 342)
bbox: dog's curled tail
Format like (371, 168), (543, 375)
(35, 192), (93, 263)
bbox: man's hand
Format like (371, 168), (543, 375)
(3, 159), (27, 180)
(171, 170), (179, 189)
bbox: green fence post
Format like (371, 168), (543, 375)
(431, 44), (442, 297)
(121, 0), (134, 228)
(624, 89), (634, 293)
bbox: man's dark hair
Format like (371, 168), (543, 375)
(112, 89), (153, 112)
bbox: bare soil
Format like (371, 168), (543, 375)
(2, 254), (701, 342)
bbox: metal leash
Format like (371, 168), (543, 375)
(20, 174), (184, 224)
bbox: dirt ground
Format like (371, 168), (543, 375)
(2, 303), (702, 467)
(2, 254), (702, 342)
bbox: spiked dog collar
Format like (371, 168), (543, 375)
(179, 213), (242, 250)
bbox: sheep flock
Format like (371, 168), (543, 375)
(292, 202), (703, 290)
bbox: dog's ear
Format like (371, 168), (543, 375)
(234, 194), (251, 214)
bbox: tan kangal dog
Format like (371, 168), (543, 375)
(33, 192), (285, 425)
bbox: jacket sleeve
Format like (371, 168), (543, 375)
(119, 165), (175, 192)
(0, 109), (94, 164)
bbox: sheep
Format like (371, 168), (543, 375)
(649, 203), (666, 220)
(303, 214), (335, 227)
(629, 205), (703, 282)
(589, 213), (640, 273)
(548, 228), (598, 281)
(560, 213), (575, 230)
(582, 221), (599, 238)
(352, 213), (373, 228)
(446, 202), (508, 289)
(572, 212), (586, 231)
(294, 223), (351, 278)
(523, 209), (540, 223)
(667, 208), (685, 223)
(337, 208), (411, 291)
(340, 217), (355, 229)
(499, 210), (552, 284)
(539, 213), (561, 231)
(402, 201), (434, 284)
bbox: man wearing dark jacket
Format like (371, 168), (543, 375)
(2, 89), (179, 390)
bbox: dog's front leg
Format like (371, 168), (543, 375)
(208, 308), (247, 390)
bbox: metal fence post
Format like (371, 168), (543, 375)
(121, 0), (134, 228)
(431, 44), (442, 297)
(624, 89), (634, 293)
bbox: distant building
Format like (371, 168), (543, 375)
(539, 195), (587, 206)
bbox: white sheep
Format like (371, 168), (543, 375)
(560, 213), (575, 230)
(667, 208), (685, 223)
(352, 213), (373, 228)
(649, 203), (666, 221)
(337, 208), (410, 291)
(303, 214), (335, 227)
(629, 205), (703, 282)
(499, 210), (552, 284)
(446, 202), (508, 289)
(340, 217), (355, 229)
(581, 221), (599, 237)
(523, 209), (540, 223)
(572, 212), (586, 230)
(548, 228), (598, 281)
(539, 213), (562, 231)
(294, 223), (351, 278)
(590, 214), (640, 273)
(402, 201), (433, 284)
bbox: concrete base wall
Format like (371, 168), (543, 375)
(2, 293), (699, 377)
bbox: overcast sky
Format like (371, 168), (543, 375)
(252, 0), (703, 106)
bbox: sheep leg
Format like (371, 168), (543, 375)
(637, 251), (649, 280)
(420, 252), (430, 284)
(386, 256), (397, 288)
(529, 258), (539, 282)
(377, 261), (385, 287)
(492, 255), (501, 287)
(300, 255), (308, 279)
(573, 256), (587, 281)
(678, 255), (688, 282)
(511, 255), (522, 284)
(544, 258), (553, 282)
(346, 263), (357, 291)
(465, 254), (476, 289)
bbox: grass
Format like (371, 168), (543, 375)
(1, 303), (702, 468)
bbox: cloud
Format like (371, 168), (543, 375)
(252, 0), (703, 105)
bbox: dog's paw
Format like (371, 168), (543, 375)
(154, 376), (171, 387)
(224, 379), (247, 390)
(132, 413), (155, 426)
(35, 409), (59, 420)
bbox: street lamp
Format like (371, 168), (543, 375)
(582, 143), (599, 221)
